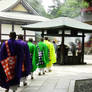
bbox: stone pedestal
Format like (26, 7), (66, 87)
(68, 79), (92, 92)
(74, 79), (92, 92)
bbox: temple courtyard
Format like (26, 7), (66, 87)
(0, 55), (92, 92)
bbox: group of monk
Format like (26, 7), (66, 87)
(0, 32), (56, 92)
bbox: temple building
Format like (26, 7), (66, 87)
(80, 0), (92, 24)
(77, 0), (92, 53)
(0, 0), (49, 43)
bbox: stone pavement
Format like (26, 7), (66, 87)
(1, 55), (92, 92)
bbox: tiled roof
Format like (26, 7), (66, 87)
(0, 12), (50, 23)
(22, 17), (92, 33)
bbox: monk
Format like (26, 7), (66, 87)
(17, 35), (32, 86)
(37, 38), (49, 75)
(27, 38), (38, 79)
(0, 32), (24, 92)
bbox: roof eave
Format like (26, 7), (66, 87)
(22, 25), (92, 33)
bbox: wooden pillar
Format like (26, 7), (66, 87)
(41, 31), (44, 38)
(0, 23), (1, 48)
(12, 24), (14, 32)
(62, 30), (64, 44)
(81, 32), (85, 64)
(35, 32), (37, 42)
(0, 23), (1, 42)
(24, 30), (26, 41)
(60, 30), (65, 64)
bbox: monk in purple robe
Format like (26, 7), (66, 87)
(17, 34), (32, 86)
(0, 32), (24, 92)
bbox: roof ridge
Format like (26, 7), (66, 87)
(22, 0), (40, 15)
(1, 0), (40, 15)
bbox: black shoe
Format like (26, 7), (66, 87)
(38, 72), (41, 76)
(18, 84), (20, 87)
(49, 70), (52, 72)
(43, 72), (45, 75)
(23, 82), (27, 86)
(45, 70), (47, 73)
(5, 89), (9, 92)
(31, 77), (34, 80)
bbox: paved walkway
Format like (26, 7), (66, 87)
(1, 55), (92, 92)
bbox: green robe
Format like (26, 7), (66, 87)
(37, 41), (49, 68)
(27, 42), (38, 72)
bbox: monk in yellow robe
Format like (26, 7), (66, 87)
(44, 37), (56, 72)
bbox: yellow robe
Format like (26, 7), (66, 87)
(44, 40), (56, 68)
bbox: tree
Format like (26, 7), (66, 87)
(26, 0), (89, 19)
(27, 0), (48, 17)
(49, 0), (89, 18)
(47, 0), (63, 18)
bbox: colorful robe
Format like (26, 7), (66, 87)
(0, 39), (24, 89)
(27, 42), (38, 72)
(44, 40), (56, 68)
(37, 41), (49, 68)
(17, 40), (32, 77)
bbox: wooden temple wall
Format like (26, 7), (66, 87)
(0, 24), (35, 42)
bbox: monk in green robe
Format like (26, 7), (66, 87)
(44, 37), (56, 72)
(27, 38), (38, 79)
(37, 38), (49, 75)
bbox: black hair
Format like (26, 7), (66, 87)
(45, 37), (48, 40)
(29, 38), (33, 42)
(41, 38), (44, 41)
(18, 34), (23, 40)
(53, 41), (55, 43)
(9, 32), (16, 39)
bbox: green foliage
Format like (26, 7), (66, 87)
(26, 0), (89, 19)
(26, 0), (48, 17)
(49, 0), (89, 18)
(81, 0), (89, 8)
(56, 0), (81, 17)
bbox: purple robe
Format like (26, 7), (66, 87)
(0, 39), (24, 89)
(17, 40), (32, 77)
